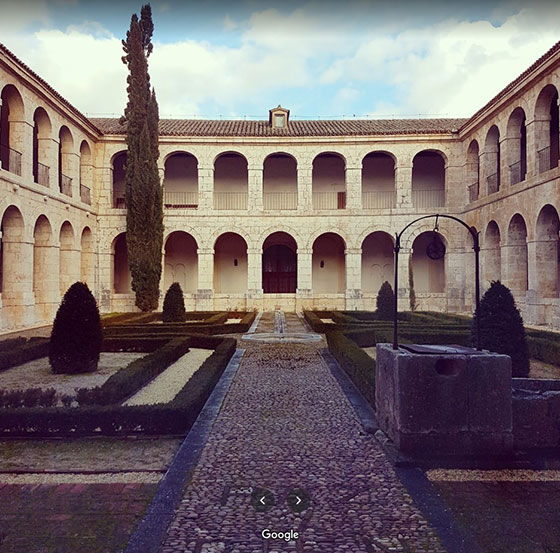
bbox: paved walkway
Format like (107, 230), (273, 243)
(160, 312), (446, 552)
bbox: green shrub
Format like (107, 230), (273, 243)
(0, 339), (49, 373)
(376, 281), (394, 320)
(471, 281), (529, 377)
(162, 282), (187, 323)
(49, 282), (103, 374)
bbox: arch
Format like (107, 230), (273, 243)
(162, 149), (199, 165)
(312, 232), (346, 293)
(361, 231), (394, 293)
(164, 231), (198, 293)
(214, 153), (248, 210)
(534, 84), (559, 172)
(362, 152), (396, 208)
(0, 84), (25, 175)
(214, 232), (247, 293)
(411, 150), (445, 208)
(312, 153), (346, 210)
(535, 204), (560, 298)
(112, 233), (130, 293)
(411, 231), (446, 293)
(262, 232), (297, 293)
(257, 226), (302, 251)
(59, 221), (76, 296)
(0, 206), (25, 294)
(164, 152), (199, 208)
(212, 150), (248, 165)
(80, 226), (95, 287)
(112, 151), (127, 208)
(361, 149), (397, 165)
(466, 140), (480, 201)
(58, 126), (74, 196)
(263, 153), (297, 210)
(484, 125), (501, 194)
(32, 107), (52, 186)
(506, 214), (528, 296)
(483, 220), (501, 285)
(79, 141), (93, 203)
(506, 107), (527, 184)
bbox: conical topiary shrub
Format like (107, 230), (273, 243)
(49, 282), (103, 374)
(376, 281), (395, 320)
(471, 280), (530, 377)
(162, 282), (187, 323)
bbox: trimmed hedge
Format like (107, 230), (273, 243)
(0, 338), (49, 372)
(0, 335), (236, 436)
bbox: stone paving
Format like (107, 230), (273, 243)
(160, 312), (446, 552)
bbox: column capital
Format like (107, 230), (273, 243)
(297, 248), (313, 255)
(197, 248), (214, 255)
(247, 248), (262, 255)
(345, 248), (362, 255)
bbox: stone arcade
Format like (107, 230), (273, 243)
(1, 41), (560, 331)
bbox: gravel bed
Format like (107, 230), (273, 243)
(427, 469), (560, 482)
(0, 471), (162, 484)
(124, 348), (213, 406)
(0, 352), (144, 396)
(529, 358), (560, 379)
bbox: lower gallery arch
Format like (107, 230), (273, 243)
(0, 206), (25, 298)
(80, 227), (95, 287)
(164, 231), (198, 293)
(262, 232), (297, 293)
(483, 221), (501, 286)
(361, 231), (394, 293)
(112, 233), (131, 294)
(312, 233), (346, 294)
(411, 231), (446, 293)
(214, 232), (247, 293)
(506, 214), (528, 297)
(535, 204), (560, 298)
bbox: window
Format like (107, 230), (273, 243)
(274, 114), (285, 128)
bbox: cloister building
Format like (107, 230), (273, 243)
(1, 40), (560, 331)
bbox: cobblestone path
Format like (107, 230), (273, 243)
(161, 312), (446, 552)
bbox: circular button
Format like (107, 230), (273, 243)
(286, 488), (310, 513)
(251, 487), (275, 512)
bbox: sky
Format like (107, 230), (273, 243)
(0, 0), (559, 120)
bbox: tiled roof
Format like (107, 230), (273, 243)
(0, 43), (101, 134)
(90, 117), (468, 137)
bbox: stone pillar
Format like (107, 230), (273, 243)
(502, 241), (528, 300)
(37, 137), (57, 188)
(345, 247), (362, 310)
(527, 116), (549, 177)
(98, 248), (114, 312)
(34, 239), (60, 322)
(197, 165), (214, 211)
(296, 247), (313, 295)
(248, 165), (263, 212)
(395, 164), (413, 208)
(297, 166), (312, 213)
(68, 152), (80, 198)
(499, 136), (508, 189)
(247, 247), (263, 307)
(196, 247), (214, 310)
(8, 117), (32, 182)
(345, 165), (361, 210)
(446, 247), (469, 313)
(444, 163), (462, 210)
(533, 237), (559, 298)
(397, 248), (411, 311)
(59, 245), (81, 296)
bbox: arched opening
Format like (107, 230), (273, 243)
(214, 233), (247, 293)
(163, 152), (198, 208)
(112, 233), (130, 293)
(79, 141), (93, 204)
(312, 233), (346, 293)
(59, 222), (75, 296)
(506, 107), (527, 185)
(32, 107), (52, 186)
(214, 153), (248, 210)
(362, 152), (396, 208)
(412, 151), (445, 208)
(33, 215), (56, 305)
(361, 232), (394, 293)
(80, 227), (95, 287)
(58, 126), (74, 196)
(0, 84), (25, 175)
(312, 153), (346, 210)
(112, 152), (127, 208)
(0, 206), (25, 295)
(466, 140), (480, 202)
(535, 84), (559, 172)
(262, 232), (297, 293)
(164, 231), (198, 293)
(535, 205), (560, 298)
(483, 221), (501, 286)
(484, 125), (501, 194)
(506, 214), (528, 296)
(411, 231), (446, 293)
(263, 154), (297, 210)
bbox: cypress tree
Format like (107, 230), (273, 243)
(121, 4), (163, 312)
(376, 281), (394, 320)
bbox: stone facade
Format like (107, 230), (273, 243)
(1, 41), (560, 330)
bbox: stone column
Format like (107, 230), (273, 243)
(68, 152), (80, 198)
(499, 136), (508, 189)
(8, 116), (32, 182)
(527, 116), (549, 177)
(197, 164), (214, 211)
(59, 245), (81, 296)
(246, 247), (263, 308)
(196, 247), (214, 310)
(248, 165), (263, 212)
(296, 247), (313, 296)
(297, 166), (313, 213)
(37, 137), (57, 188)
(395, 164), (413, 208)
(34, 239), (60, 322)
(345, 165), (361, 210)
(397, 248), (411, 312)
(345, 247), (362, 310)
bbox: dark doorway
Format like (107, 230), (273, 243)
(263, 244), (297, 293)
